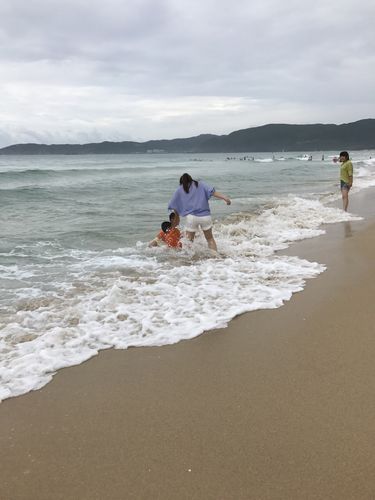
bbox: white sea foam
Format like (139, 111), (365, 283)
(0, 195), (362, 402)
(354, 163), (375, 190)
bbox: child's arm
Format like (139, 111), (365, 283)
(148, 232), (163, 247)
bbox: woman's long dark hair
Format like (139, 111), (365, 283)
(179, 173), (198, 193)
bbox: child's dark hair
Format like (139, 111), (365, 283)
(179, 173), (198, 193)
(161, 221), (171, 233)
(169, 212), (176, 222)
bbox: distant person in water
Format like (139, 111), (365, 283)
(339, 151), (353, 211)
(168, 173), (231, 252)
(149, 212), (181, 248)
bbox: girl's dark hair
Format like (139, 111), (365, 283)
(339, 151), (349, 160)
(179, 173), (198, 193)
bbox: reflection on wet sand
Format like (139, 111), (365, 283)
(344, 221), (353, 238)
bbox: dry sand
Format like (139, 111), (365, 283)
(1, 188), (374, 500)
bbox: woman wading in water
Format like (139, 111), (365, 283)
(168, 173), (231, 252)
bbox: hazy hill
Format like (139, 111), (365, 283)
(0, 119), (374, 155)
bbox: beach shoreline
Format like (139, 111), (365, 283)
(1, 187), (375, 499)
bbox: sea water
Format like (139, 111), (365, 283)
(1, 151), (375, 401)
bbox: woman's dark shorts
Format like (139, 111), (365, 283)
(340, 180), (351, 190)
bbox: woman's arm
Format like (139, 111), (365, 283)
(170, 211), (180, 228)
(212, 191), (231, 205)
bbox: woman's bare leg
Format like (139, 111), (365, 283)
(185, 231), (195, 242)
(203, 228), (217, 251)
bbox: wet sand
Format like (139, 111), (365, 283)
(1, 188), (375, 500)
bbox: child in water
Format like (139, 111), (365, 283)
(149, 213), (182, 248)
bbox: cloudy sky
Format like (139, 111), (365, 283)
(0, 0), (374, 147)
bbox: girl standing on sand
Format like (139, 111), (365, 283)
(168, 173), (231, 252)
(339, 151), (353, 211)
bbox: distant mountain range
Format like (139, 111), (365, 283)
(1, 119), (374, 155)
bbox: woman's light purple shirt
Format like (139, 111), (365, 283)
(168, 181), (215, 217)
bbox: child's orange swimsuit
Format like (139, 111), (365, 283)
(158, 228), (182, 248)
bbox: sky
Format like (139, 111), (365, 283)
(0, 0), (374, 147)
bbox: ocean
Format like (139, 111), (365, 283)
(1, 151), (375, 401)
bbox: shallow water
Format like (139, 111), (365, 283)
(1, 151), (375, 401)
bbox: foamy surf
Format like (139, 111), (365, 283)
(0, 195), (362, 402)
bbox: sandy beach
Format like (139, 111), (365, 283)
(1, 188), (375, 500)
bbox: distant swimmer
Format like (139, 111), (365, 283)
(321, 154), (324, 161)
(168, 173), (231, 252)
(338, 151), (353, 212)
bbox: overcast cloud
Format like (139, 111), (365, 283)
(0, 0), (374, 147)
